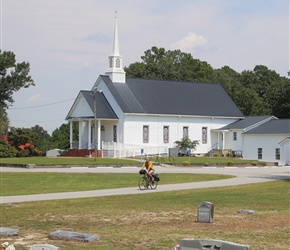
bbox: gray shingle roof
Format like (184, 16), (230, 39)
(82, 91), (118, 119)
(101, 75), (244, 117)
(66, 90), (118, 120)
(243, 119), (290, 135)
(218, 116), (274, 130)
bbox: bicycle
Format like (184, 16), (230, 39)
(138, 169), (160, 190)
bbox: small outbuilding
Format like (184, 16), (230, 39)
(46, 149), (61, 157)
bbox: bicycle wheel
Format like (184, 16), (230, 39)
(150, 180), (158, 189)
(138, 176), (148, 190)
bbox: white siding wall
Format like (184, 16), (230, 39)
(280, 140), (290, 166)
(79, 121), (89, 149)
(70, 94), (93, 117)
(224, 130), (244, 151)
(243, 134), (287, 164)
(123, 115), (239, 154)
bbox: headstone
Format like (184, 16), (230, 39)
(179, 238), (251, 250)
(197, 201), (214, 223)
(48, 230), (100, 242)
(0, 227), (19, 236)
(29, 244), (60, 250)
(237, 209), (256, 214)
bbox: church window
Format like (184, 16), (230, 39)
(163, 126), (169, 143)
(275, 148), (280, 160)
(233, 132), (237, 141)
(258, 148), (262, 159)
(116, 58), (120, 68)
(143, 126), (149, 143)
(109, 58), (113, 68)
(113, 125), (117, 142)
(202, 127), (207, 144)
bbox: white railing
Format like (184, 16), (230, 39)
(101, 142), (168, 158)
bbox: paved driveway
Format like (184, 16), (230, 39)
(1, 165), (289, 204)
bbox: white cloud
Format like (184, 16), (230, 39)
(170, 32), (207, 52)
(29, 93), (42, 102)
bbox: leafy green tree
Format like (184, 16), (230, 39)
(0, 50), (34, 109)
(0, 50), (34, 138)
(239, 65), (290, 117)
(0, 106), (9, 135)
(8, 127), (42, 157)
(233, 88), (270, 116)
(125, 47), (290, 119)
(31, 125), (50, 155)
(125, 46), (216, 82)
(265, 77), (290, 118)
(0, 135), (17, 157)
(174, 137), (199, 155)
(49, 122), (79, 150)
(215, 66), (241, 96)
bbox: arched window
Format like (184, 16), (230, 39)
(116, 58), (120, 68)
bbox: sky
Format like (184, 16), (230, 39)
(1, 0), (289, 135)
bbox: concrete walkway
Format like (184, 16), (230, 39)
(1, 165), (289, 204)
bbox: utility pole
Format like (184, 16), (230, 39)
(92, 87), (102, 161)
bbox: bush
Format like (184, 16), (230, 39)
(251, 161), (257, 166)
(204, 162), (209, 166)
(0, 138), (17, 158)
(227, 161), (233, 166)
(182, 161), (189, 166)
(213, 153), (219, 157)
(0, 143), (17, 158)
(226, 152), (232, 157)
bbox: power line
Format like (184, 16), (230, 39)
(9, 119), (66, 123)
(9, 98), (75, 110)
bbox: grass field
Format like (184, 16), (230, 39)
(0, 156), (257, 166)
(0, 172), (233, 196)
(0, 172), (289, 250)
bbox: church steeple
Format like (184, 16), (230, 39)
(105, 14), (126, 83)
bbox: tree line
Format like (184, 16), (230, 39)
(125, 46), (290, 118)
(1, 48), (289, 157)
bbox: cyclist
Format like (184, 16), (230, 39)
(141, 156), (155, 182)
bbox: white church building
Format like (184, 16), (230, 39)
(65, 18), (290, 166)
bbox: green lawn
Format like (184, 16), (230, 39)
(0, 172), (233, 195)
(0, 156), (258, 166)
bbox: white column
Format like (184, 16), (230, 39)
(88, 120), (92, 149)
(97, 120), (101, 150)
(70, 121), (73, 149)
(78, 120), (82, 149)
(222, 131), (225, 155)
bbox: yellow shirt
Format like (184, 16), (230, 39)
(142, 161), (154, 171)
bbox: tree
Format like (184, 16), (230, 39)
(8, 127), (42, 157)
(125, 46), (290, 119)
(125, 46), (216, 82)
(49, 122), (79, 150)
(0, 50), (34, 136)
(0, 135), (17, 158)
(174, 137), (199, 155)
(239, 66), (290, 117)
(0, 106), (9, 135)
(0, 50), (34, 109)
(31, 125), (50, 155)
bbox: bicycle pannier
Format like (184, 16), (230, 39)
(139, 169), (146, 175)
(154, 174), (160, 181)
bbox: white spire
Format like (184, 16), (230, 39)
(112, 14), (120, 55)
(105, 12), (126, 83)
